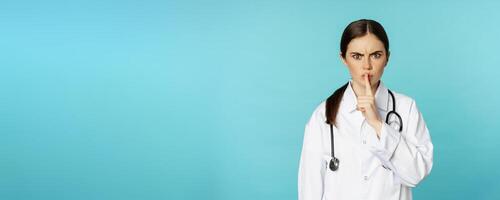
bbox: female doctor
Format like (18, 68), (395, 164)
(298, 19), (433, 200)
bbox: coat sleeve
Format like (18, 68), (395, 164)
(367, 100), (434, 187)
(298, 110), (327, 200)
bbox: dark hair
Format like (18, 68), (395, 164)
(340, 19), (390, 59)
(326, 19), (390, 126)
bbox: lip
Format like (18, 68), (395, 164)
(362, 74), (374, 82)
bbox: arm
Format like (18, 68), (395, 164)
(368, 100), (434, 187)
(298, 111), (326, 200)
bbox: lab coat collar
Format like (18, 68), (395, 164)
(342, 79), (389, 113)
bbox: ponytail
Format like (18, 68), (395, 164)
(325, 82), (349, 126)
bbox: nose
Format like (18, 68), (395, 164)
(363, 56), (372, 70)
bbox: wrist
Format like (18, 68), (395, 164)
(370, 120), (383, 138)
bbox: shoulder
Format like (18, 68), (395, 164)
(389, 90), (420, 114)
(306, 101), (327, 125)
(390, 90), (414, 104)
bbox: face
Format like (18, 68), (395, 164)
(340, 33), (389, 88)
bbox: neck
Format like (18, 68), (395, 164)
(351, 80), (380, 97)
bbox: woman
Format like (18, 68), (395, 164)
(298, 19), (433, 200)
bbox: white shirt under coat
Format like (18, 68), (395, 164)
(298, 80), (433, 200)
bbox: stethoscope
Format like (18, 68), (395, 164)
(328, 89), (403, 171)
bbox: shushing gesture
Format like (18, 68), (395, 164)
(356, 74), (383, 137)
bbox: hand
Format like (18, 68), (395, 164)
(356, 74), (382, 137)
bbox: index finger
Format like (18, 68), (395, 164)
(365, 74), (373, 96)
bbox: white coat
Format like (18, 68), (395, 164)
(298, 80), (433, 200)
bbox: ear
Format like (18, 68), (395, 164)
(340, 52), (347, 66)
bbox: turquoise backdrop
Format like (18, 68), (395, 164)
(2, 0), (499, 199)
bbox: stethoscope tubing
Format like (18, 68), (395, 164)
(328, 89), (402, 171)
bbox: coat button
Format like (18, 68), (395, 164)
(364, 176), (368, 181)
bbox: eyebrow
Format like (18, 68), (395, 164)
(349, 51), (384, 56)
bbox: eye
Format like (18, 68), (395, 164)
(352, 54), (362, 60)
(371, 53), (382, 59)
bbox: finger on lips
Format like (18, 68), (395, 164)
(358, 74), (375, 113)
(364, 73), (373, 96)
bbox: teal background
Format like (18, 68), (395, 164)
(1, 0), (499, 199)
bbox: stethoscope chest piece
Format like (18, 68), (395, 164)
(329, 157), (339, 171)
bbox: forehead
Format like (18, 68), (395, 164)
(347, 33), (385, 53)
